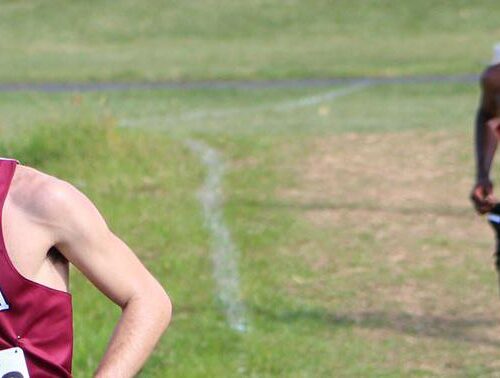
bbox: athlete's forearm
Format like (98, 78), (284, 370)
(475, 108), (497, 182)
(94, 287), (172, 378)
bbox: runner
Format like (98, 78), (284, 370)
(0, 159), (171, 377)
(470, 50), (500, 213)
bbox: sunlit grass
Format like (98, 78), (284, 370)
(0, 1), (498, 82)
(1, 81), (497, 376)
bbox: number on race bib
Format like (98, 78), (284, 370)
(0, 289), (9, 312)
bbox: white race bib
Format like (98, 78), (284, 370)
(0, 348), (30, 378)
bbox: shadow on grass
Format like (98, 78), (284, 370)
(252, 306), (500, 347)
(233, 198), (471, 217)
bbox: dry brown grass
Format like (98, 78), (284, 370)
(287, 130), (470, 207)
(282, 129), (500, 375)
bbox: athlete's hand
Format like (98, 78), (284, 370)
(471, 179), (495, 214)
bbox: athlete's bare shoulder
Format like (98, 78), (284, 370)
(10, 165), (99, 229)
(481, 64), (500, 89)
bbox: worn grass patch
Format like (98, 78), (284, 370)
(278, 129), (500, 375)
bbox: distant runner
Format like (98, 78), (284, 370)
(471, 47), (500, 214)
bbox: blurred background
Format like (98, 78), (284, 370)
(1, 1), (500, 376)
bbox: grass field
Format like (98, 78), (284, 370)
(1, 82), (498, 377)
(1, 0), (500, 82)
(2, 1), (500, 377)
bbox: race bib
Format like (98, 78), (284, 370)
(0, 348), (29, 378)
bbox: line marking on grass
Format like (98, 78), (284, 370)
(186, 139), (248, 333)
(271, 80), (370, 111)
(124, 82), (371, 332)
(120, 81), (371, 128)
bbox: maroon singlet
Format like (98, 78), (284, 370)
(0, 159), (73, 377)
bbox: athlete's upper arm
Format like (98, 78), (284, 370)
(479, 67), (500, 116)
(43, 179), (165, 308)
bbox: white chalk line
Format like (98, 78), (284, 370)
(186, 139), (248, 333)
(119, 81), (371, 128)
(129, 82), (371, 332)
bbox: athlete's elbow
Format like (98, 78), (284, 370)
(157, 289), (172, 332)
(127, 283), (172, 331)
(144, 283), (172, 333)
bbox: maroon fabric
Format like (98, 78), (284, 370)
(0, 159), (73, 377)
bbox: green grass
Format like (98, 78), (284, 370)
(2, 81), (500, 376)
(0, 82), (478, 136)
(0, 0), (499, 82)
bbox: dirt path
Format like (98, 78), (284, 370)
(0, 74), (478, 93)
